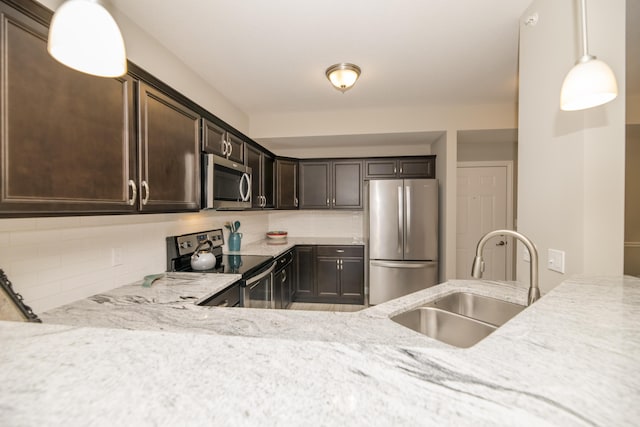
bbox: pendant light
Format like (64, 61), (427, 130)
(326, 63), (361, 93)
(48, 0), (127, 78)
(560, 0), (618, 111)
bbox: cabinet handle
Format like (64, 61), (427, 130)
(282, 271), (287, 283)
(393, 167), (397, 174)
(141, 180), (150, 205)
(336, 249), (345, 253)
(127, 180), (137, 206)
(294, 197), (298, 207)
(326, 198), (329, 206)
(228, 141), (233, 158)
(400, 167), (403, 174)
(333, 198), (336, 205)
(221, 139), (227, 156)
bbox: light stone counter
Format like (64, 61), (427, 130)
(2, 275), (640, 426)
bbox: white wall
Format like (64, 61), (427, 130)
(518, 0), (626, 292)
(250, 103), (517, 140)
(1, 209), (367, 313)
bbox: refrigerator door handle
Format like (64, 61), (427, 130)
(370, 260), (434, 269)
(405, 185), (411, 255)
(397, 185), (403, 255)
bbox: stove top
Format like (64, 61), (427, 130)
(166, 229), (273, 279)
(176, 254), (273, 277)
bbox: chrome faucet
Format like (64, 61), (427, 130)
(471, 229), (540, 306)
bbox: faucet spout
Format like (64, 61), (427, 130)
(470, 229), (540, 306)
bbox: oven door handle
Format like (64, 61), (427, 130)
(245, 261), (277, 287)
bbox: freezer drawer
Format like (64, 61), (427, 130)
(369, 260), (438, 305)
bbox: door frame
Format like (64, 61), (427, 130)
(457, 161), (515, 280)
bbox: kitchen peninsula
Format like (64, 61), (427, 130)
(1, 274), (639, 426)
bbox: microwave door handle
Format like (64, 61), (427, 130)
(205, 155), (214, 209)
(240, 173), (250, 202)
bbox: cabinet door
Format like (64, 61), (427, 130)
(299, 161), (330, 209)
(138, 83), (200, 212)
(226, 133), (245, 164)
(364, 159), (398, 179)
(332, 160), (363, 209)
(262, 154), (275, 208)
(295, 246), (315, 299)
(245, 144), (262, 208)
(202, 119), (226, 157)
(276, 159), (298, 209)
(284, 260), (294, 308)
(340, 258), (365, 302)
(274, 269), (284, 309)
(316, 258), (340, 298)
(398, 157), (435, 178)
(0, 5), (136, 215)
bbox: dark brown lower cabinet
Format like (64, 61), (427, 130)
(295, 246), (315, 299)
(294, 245), (364, 304)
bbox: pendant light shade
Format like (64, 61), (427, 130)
(560, 0), (617, 111)
(48, 0), (127, 78)
(326, 63), (361, 92)
(560, 55), (618, 111)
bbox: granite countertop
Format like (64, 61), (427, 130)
(2, 275), (640, 425)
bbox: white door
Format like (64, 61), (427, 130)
(456, 163), (513, 280)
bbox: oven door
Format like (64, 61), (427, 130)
(241, 261), (276, 309)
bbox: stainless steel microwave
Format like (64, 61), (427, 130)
(202, 154), (251, 210)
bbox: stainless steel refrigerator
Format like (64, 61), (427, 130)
(369, 179), (438, 304)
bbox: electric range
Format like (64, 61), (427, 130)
(166, 229), (275, 308)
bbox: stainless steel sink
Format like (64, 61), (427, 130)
(423, 292), (525, 326)
(392, 307), (496, 348)
(391, 292), (526, 348)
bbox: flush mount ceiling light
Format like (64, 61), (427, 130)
(326, 63), (361, 93)
(560, 0), (618, 111)
(48, 0), (127, 78)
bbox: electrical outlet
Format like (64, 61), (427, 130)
(548, 249), (565, 273)
(111, 247), (123, 266)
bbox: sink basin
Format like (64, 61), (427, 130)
(392, 307), (496, 348)
(423, 292), (525, 326)
(391, 292), (526, 347)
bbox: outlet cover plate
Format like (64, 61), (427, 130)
(548, 249), (565, 273)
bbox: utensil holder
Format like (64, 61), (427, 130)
(228, 232), (242, 251)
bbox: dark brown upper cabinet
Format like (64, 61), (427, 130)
(0, 3), (137, 215)
(137, 83), (200, 212)
(276, 159), (298, 209)
(364, 156), (436, 179)
(299, 160), (363, 210)
(202, 118), (244, 164)
(246, 144), (274, 209)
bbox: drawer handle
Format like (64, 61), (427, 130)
(336, 249), (345, 253)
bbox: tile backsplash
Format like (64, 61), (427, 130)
(0, 209), (363, 313)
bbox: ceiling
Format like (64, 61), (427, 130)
(109, 1), (636, 151)
(111, 0), (532, 117)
